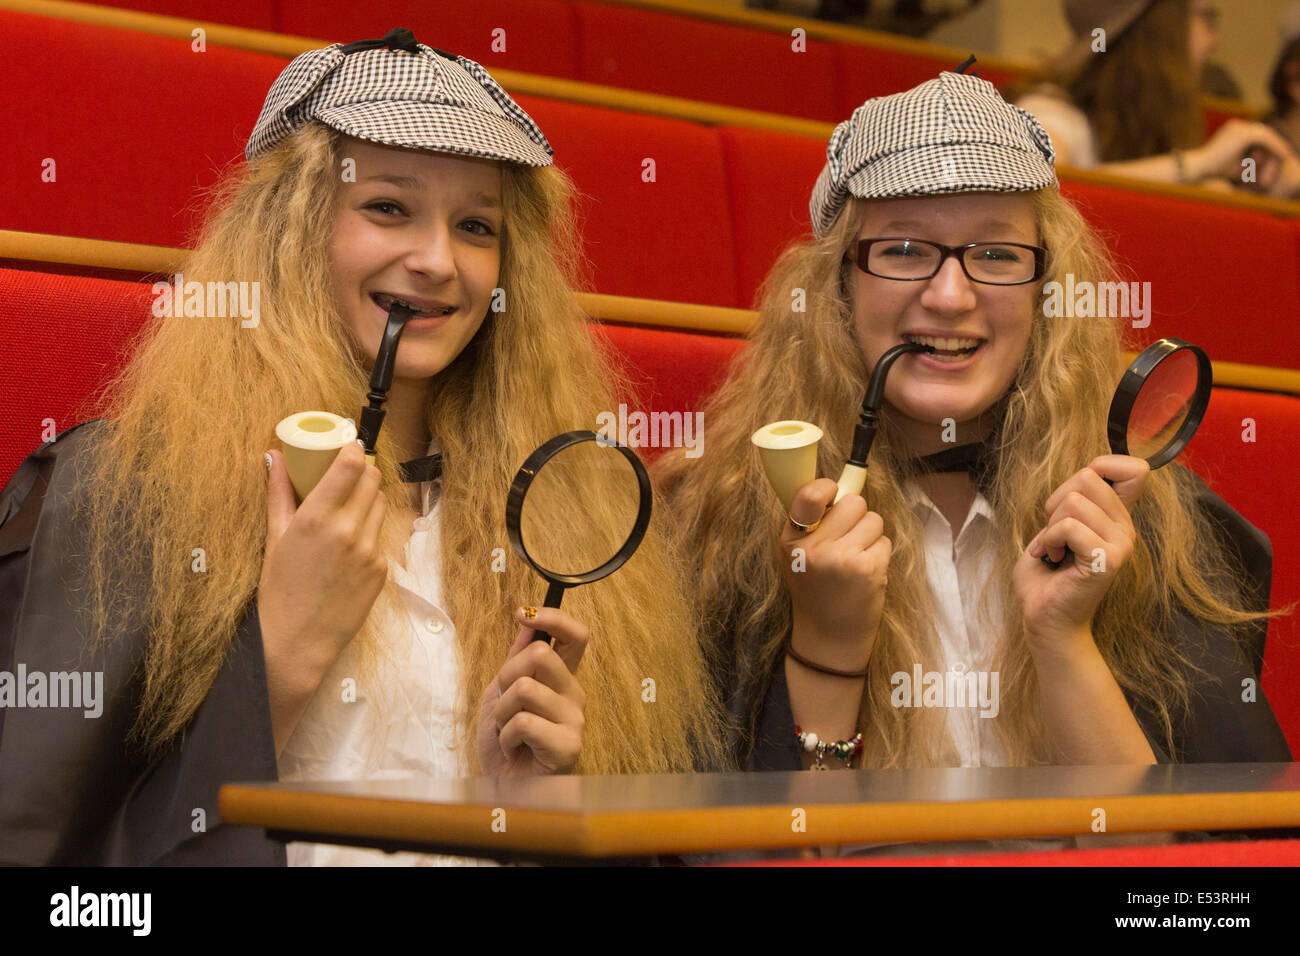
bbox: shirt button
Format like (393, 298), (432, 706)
(425, 617), (444, 633)
(441, 726), (458, 750)
(412, 516), (432, 532)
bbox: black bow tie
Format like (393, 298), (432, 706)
(399, 454), (443, 484)
(912, 442), (996, 496)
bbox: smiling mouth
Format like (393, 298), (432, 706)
(902, 333), (984, 363)
(370, 292), (455, 319)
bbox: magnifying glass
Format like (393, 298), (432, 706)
(1043, 336), (1211, 568)
(505, 430), (654, 642)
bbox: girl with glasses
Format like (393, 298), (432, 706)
(658, 73), (1290, 809)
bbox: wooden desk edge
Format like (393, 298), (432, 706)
(219, 784), (1300, 858)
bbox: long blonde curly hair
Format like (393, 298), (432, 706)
(658, 187), (1266, 768)
(76, 121), (723, 771)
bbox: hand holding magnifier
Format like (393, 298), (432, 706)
(1041, 337), (1212, 569)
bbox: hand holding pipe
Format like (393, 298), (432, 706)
(276, 302), (415, 499)
(752, 343), (930, 509)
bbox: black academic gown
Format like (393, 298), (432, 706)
(0, 422), (284, 865)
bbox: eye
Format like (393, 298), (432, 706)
(880, 241), (926, 257)
(459, 219), (498, 237)
(972, 245), (1023, 262)
(365, 200), (406, 217)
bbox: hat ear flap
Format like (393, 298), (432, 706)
(453, 54), (554, 158)
(246, 46), (346, 161)
(1011, 104), (1057, 166)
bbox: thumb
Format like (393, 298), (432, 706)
(264, 449), (297, 544)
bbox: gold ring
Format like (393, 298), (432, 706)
(788, 515), (821, 534)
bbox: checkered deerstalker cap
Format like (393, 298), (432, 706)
(245, 27), (553, 167)
(809, 68), (1057, 238)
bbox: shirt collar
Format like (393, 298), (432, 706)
(903, 479), (995, 537)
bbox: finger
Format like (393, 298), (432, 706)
(338, 457), (383, 529)
(264, 450), (298, 544)
(1031, 517), (1107, 569)
(498, 711), (581, 769)
(850, 533), (892, 583)
(300, 440), (369, 513)
(1044, 490), (1126, 552)
(502, 622), (534, 663)
(839, 508), (886, 554)
(1045, 468), (1128, 529)
(494, 674), (582, 730)
(360, 482), (388, 547)
(1086, 455), (1149, 511)
(784, 478), (838, 535)
(496, 639), (582, 701)
(514, 606), (590, 675)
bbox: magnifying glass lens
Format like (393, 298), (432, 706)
(1125, 348), (1200, 461)
(519, 441), (642, 578)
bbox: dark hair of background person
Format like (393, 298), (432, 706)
(1010, 0), (1202, 163)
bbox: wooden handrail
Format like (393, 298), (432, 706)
(3, 228), (1298, 395)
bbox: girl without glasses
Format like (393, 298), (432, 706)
(0, 31), (720, 865)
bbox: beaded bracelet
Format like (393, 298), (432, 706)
(795, 726), (863, 771)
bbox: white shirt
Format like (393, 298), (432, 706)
(903, 480), (1007, 768)
(277, 451), (494, 866)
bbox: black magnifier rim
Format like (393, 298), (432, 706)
(1107, 337), (1212, 470)
(505, 429), (653, 587)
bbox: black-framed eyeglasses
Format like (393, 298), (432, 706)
(849, 237), (1047, 286)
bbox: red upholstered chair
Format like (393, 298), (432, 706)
(570, 2), (842, 122)
(730, 838), (1300, 866)
(74, 0), (276, 30)
(1060, 180), (1300, 369)
(277, 0), (581, 78)
(1184, 388), (1300, 756)
(0, 10), (285, 249)
(516, 95), (742, 307)
(835, 42), (1020, 118)
(716, 126), (825, 308)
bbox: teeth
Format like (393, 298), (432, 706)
(904, 333), (982, 354)
(373, 293), (451, 317)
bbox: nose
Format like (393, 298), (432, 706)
(402, 220), (457, 284)
(919, 254), (978, 316)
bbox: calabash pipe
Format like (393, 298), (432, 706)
(751, 342), (929, 509)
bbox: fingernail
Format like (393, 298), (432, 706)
(264, 452), (272, 472)
(355, 439), (366, 449)
(522, 606), (538, 621)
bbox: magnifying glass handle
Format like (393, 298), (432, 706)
(1040, 478), (1115, 570)
(529, 580), (567, 643)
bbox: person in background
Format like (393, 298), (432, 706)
(1016, 0), (1300, 196)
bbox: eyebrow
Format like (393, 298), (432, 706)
(880, 218), (1030, 236)
(359, 175), (501, 209)
(362, 173), (425, 190)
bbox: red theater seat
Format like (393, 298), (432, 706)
(733, 838), (1300, 866)
(277, 0), (581, 79)
(570, 1), (842, 122)
(0, 10), (284, 248)
(1061, 180), (1300, 368)
(516, 95), (742, 307)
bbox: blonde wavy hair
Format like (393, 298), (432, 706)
(658, 187), (1267, 767)
(76, 121), (722, 771)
